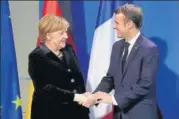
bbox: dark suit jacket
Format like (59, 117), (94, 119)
(28, 43), (89, 119)
(95, 34), (159, 119)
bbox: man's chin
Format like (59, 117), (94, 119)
(116, 33), (122, 38)
(117, 35), (123, 38)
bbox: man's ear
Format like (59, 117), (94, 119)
(127, 20), (134, 29)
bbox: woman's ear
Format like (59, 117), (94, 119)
(46, 33), (51, 40)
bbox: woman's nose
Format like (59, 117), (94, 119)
(64, 32), (68, 39)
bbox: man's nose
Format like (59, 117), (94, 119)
(113, 24), (116, 29)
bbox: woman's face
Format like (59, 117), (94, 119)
(47, 30), (68, 50)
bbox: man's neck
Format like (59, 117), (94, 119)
(125, 29), (140, 41)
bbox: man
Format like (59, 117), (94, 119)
(83, 4), (159, 119)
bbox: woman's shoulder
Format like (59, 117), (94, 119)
(28, 45), (42, 58)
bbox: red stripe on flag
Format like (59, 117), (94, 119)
(67, 32), (76, 51)
(42, 1), (62, 16)
(36, 37), (41, 47)
(102, 106), (114, 119)
(102, 111), (113, 119)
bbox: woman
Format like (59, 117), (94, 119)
(28, 15), (89, 119)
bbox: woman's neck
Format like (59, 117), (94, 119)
(45, 42), (61, 56)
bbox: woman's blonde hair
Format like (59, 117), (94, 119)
(38, 14), (69, 41)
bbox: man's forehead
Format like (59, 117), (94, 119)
(115, 13), (125, 17)
(115, 13), (126, 20)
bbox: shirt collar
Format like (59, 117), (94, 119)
(126, 31), (140, 46)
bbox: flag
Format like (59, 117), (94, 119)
(1, 1), (23, 119)
(25, 1), (75, 119)
(86, 1), (132, 119)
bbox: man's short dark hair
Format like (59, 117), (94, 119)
(115, 4), (143, 29)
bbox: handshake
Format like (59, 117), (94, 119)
(73, 91), (113, 108)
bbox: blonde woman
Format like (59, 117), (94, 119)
(28, 15), (89, 119)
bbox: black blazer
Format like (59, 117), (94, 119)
(28, 43), (89, 119)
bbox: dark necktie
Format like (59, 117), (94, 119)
(122, 42), (130, 73)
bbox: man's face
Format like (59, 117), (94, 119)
(113, 13), (130, 38)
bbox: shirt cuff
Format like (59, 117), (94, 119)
(112, 95), (118, 105)
(73, 94), (86, 102)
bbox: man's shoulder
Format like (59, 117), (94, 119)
(141, 35), (158, 49)
(140, 35), (159, 54)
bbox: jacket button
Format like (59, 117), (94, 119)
(73, 89), (77, 93)
(70, 78), (75, 83)
(67, 69), (71, 72)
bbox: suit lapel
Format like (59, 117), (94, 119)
(122, 35), (143, 76)
(119, 40), (125, 76)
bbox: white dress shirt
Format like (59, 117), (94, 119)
(112, 31), (141, 105)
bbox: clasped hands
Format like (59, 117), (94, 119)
(74, 91), (113, 108)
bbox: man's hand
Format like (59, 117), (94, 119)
(74, 91), (113, 108)
(81, 92), (97, 108)
(94, 91), (113, 104)
(74, 92), (97, 107)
